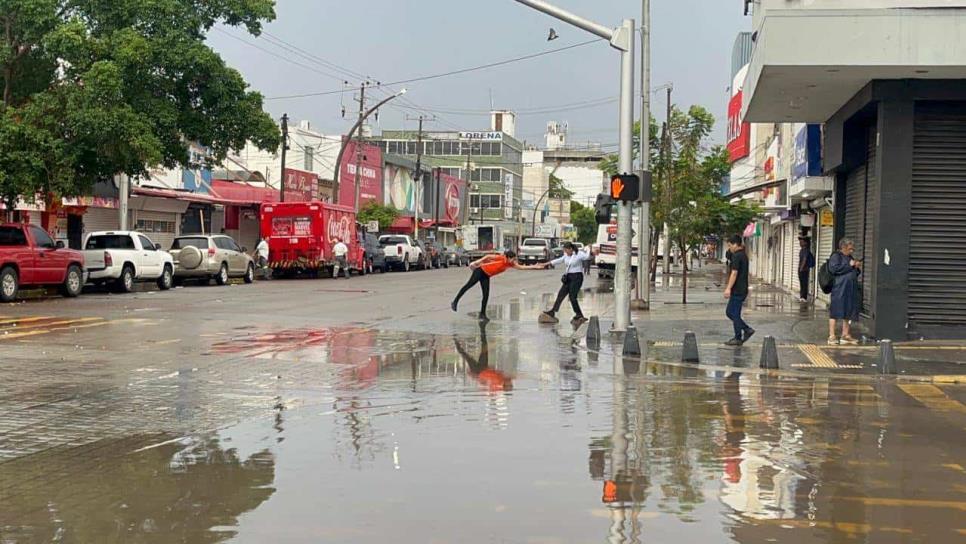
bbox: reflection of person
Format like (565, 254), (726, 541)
(828, 238), (862, 345)
(454, 321), (512, 391)
(451, 250), (543, 321)
(541, 242), (598, 325)
(332, 237), (350, 279)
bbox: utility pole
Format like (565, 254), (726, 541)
(434, 167), (441, 240)
(118, 174), (129, 230)
(513, 0), (635, 331)
(408, 114), (431, 240)
(634, 0), (651, 310)
(353, 83), (368, 211)
(279, 113), (289, 202)
(662, 86), (673, 276)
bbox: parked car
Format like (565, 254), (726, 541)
(379, 235), (424, 272)
(441, 245), (463, 268)
(362, 233), (387, 273)
(518, 238), (553, 264)
(83, 231), (174, 293)
(422, 240), (443, 269)
(0, 223), (85, 302)
(169, 234), (255, 285)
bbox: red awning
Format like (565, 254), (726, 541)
(386, 216), (415, 232)
(210, 179), (278, 205)
(132, 185), (258, 207)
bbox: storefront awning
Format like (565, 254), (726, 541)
(132, 185), (256, 207)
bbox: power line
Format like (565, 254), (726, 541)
(266, 38), (603, 101)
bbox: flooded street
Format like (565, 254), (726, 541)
(1, 270), (965, 543)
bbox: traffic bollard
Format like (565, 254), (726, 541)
(880, 339), (897, 375)
(759, 336), (779, 370)
(622, 325), (642, 357)
(682, 331), (700, 363)
(587, 316), (601, 349)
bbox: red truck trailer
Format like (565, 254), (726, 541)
(260, 201), (364, 277)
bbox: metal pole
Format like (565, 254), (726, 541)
(513, 0), (614, 39)
(613, 18), (635, 332)
(662, 86), (673, 276)
(118, 174), (129, 230)
(635, 0), (651, 310)
(332, 88), (407, 194)
(353, 84), (367, 211)
(414, 116), (424, 240)
(279, 113), (288, 202)
(434, 167), (441, 239)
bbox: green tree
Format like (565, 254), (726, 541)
(570, 201), (597, 245)
(548, 174), (574, 200)
(358, 202), (400, 231)
(0, 0), (281, 210)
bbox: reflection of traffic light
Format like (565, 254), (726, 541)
(601, 472), (649, 504)
(594, 193), (614, 225)
(610, 173), (640, 202)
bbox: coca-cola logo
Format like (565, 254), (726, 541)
(445, 183), (461, 221)
(327, 215), (352, 242)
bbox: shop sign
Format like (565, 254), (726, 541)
(459, 131), (502, 141)
(727, 91), (750, 163)
(339, 141), (384, 208)
(820, 209), (834, 227)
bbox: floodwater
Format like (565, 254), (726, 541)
(2, 317), (965, 543)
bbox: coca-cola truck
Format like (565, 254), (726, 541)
(260, 202), (364, 277)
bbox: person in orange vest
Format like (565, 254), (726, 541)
(451, 250), (543, 321)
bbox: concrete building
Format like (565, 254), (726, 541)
(739, 0), (966, 339)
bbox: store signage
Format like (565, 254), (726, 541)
(792, 124), (823, 183)
(727, 91), (750, 163)
(339, 141), (384, 208)
(504, 173), (513, 219)
(820, 209), (834, 227)
(459, 131), (503, 141)
(283, 169), (318, 202)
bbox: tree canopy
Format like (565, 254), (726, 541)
(569, 200), (596, 245)
(358, 202), (400, 232)
(0, 0), (281, 209)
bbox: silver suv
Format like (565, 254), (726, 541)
(169, 235), (255, 285)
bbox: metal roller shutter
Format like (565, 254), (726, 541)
(82, 208), (119, 242)
(862, 126), (878, 317)
(909, 102), (966, 327)
(134, 210), (179, 250)
(782, 222), (795, 291)
(816, 215), (834, 304)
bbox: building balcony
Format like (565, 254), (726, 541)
(742, 5), (966, 123)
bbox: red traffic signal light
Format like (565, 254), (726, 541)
(610, 173), (640, 202)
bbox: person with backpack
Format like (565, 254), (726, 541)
(827, 238), (862, 345)
(798, 237), (816, 302)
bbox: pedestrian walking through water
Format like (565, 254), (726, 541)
(451, 250), (543, 321)
(723, 234), (755, 346)
(540, 242), (598, 325)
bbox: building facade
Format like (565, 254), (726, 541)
(739, 0), (966, 339)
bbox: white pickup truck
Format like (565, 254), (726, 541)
(83, 231), (174, 292)
(378, 234), (424, 272)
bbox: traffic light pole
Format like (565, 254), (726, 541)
(634, 0), (651, 310)
(513, 0), (635, 332)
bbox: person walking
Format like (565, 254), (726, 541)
(451, 250), (543, 321)
(332, 237), (350, 279)
(798, 237), (816, 302)
(723, 235), (755, 346)
(828, 238), (862, 345)
(540, 242), (597, 325)
(254, 237), (271, 280)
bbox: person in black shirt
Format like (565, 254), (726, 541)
(798, 237), (816, 302)
(724, 234), (754, 346)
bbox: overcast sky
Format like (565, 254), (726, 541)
(207, 0), (750, 148)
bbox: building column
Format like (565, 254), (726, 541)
(871, 98), (914, 340)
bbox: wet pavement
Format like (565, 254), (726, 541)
(1, 266), (965, 543)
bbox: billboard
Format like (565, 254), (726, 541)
(727, 65), (751, 163)
(435, 172), (467, 225)
(339, 140), (384, 209)
(282, 168), (318, 202)
(385, 164), (416, 215)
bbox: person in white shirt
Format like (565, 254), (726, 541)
(332, 237), (350, 279)
(254, 238), (271, 280)
(540, 242), (597, 324)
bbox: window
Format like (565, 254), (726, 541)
(379, 236), (409, 245)
(0, 227), (27, 246)
(304, 147), (314, 170)
(472, 168), (503, 182)
(470, 194), (502, 209)
(85, 235), (135, 250)
(439, 167), (462, 178)
(135, 219), (176, 234)
(481, 142), (502, 156)
(407, 142), (418, 155)
(138, 235), (156, 250)
(29, 226), (55, 248)
(171, 237), (209, 250)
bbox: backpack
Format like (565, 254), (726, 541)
(818, 260), (834, 294)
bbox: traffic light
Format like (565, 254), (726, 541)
(594, 193), (613, 225)
(610, 173), (640, 202)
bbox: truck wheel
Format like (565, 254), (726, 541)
(0, 266), (19, 302)
(157, 265), (173, 291)
(215, 263), (229, 285)
(244, 263), (255, 284)
(61, 265), (83, 297)
(115, 265), (135, 293)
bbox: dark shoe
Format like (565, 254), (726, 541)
(479, 314), (490, 323)
(742, 328), (756, 342)
(724, 337), (743, 346)
(571, 315), (588, 325)
(451, 300), (458, 312)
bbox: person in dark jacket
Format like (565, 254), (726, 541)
(828, 238), (862, 345)
(798, 237), (816, 302)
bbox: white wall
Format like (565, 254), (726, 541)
(233, 121), (342, 186)
(522, 150), (548, 210)
(552, 165), (606, 207)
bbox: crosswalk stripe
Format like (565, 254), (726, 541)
(898, 384), (966, 415)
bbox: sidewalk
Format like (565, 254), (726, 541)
(585, 263), (966, 380)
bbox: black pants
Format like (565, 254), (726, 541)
(453, 268), (491, 315)
(550, 273), (584, 318)
(798, 270), (810, 300)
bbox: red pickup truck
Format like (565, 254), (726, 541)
(0, 223), (86, 302)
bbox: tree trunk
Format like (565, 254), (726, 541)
(681, 241), (688, 304)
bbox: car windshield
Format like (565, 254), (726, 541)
(523, 239), (546, 246)
(171, 237), (209, 250)
(379, 236), (408, 245)
(85, 235), (135, 250)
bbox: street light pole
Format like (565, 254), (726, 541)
(513, 0), (635, 332)
(634, 0), (651, 310)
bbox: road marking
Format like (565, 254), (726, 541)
(842, 496), (966, 511)
(898, 384), (966, 414)
(0, 318), (109, 340)
(0, 317), (101, 332)
(0, 316), (56, 326)
(754, 519), (912, 535)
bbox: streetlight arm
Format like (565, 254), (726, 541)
(513, 0), (613, 40)
(531, 187), (553, 237)
(333, 90), (407, 185)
